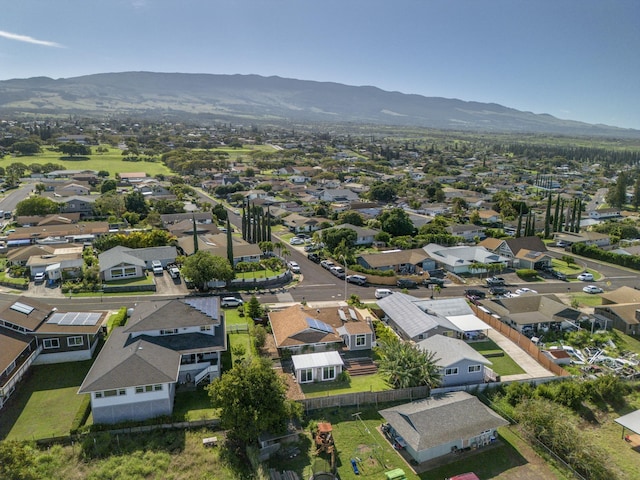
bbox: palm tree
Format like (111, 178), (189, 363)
(377, 341), (441, 390)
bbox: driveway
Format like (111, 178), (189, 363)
(153, 271), (189, 295)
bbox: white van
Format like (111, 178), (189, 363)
(375, 288), (393, 299)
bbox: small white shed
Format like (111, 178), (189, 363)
(291, 351), (344, 384)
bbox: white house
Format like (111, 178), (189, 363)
(291, 351), (344, 384)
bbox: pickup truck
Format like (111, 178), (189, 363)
(485, 276), (505, 286)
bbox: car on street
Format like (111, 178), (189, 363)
(320, 260), (335, 270)
(307, 253), (322, 263)
(329, 266), (346, 279)
(221, 296), (244, 308)
(515, 287), (537, 295)
(290, 237), (305, 245)
(422, 277), (445, 287)
(577, 272), (594, 281)
(489, 286), (508, 295)
(464, 289), (486, 299)
(33, 272), (46, 284)
(288, 261), (301, 273)
(375, 288), (393, 299)
(583, 285), (603, 294)
(346, 274), (367, 286)
(486, 276), (505, 286)
(396, 278), (418, 289)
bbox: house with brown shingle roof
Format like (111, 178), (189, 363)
(357, 248), (432, 273)
(478, 236), (547, 266)
(594, 287), (640, 335)
(514, 248), (553, 270)
(268, 305), (373, 353)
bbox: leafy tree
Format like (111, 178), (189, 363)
(212, 203), (227, 221)
(322, 227), (357, 253)
(100, 179), (117, 194)
(0, 440), (39, 480)
(181, 251), (234, 290)
(378, 208), (415, 236)
(368, 182), (397, 203)
(15, 196), (59, 216)
(93, 191), (125, 217)
(124, 191), (149, 216)
(337, 210), (365, 226)
(152, 199), (185, 215)
(58, 141), (91, 157)
(377, 340), (441, 389)
(207, 357), (301, 449)
(11, 141), (40, 156)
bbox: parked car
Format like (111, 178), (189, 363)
(168, 265), (180, 279)
(375, 288), (393, 299)
(33, 272), (46, 284)
(330, 266), (346, 279)
(422, 277), (445, 287)
(290, 237), (305, 245)
(515, 287), (538, 295)
(221, 296), (244, 308)
(320, 260), (335, 270)
(346, 274), (367, 286)
(552, 270), (567, 280)
(296, 233), (310, 240)
(464, 289), (486, 299)
(307, 253), (322, 263)
(486, 276), (505, 286)
(489, 286), (508, 295)
(397, 278), (418, 289)
(577, 272), (594, 281)
(151, 260), (163, 275)
(288, 261), (301, 274)
(583, 285), (603, 294)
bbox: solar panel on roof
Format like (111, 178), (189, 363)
(349, 308), (358, 321)
(46, 312), (101, 326)
(525, 251), (540, 259)
(338, 309), (347, 321)
(305, 317), (333, 334)
(10, 302), (35, 315)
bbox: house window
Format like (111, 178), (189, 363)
(145, 385), (154, 392)
(200, 325), (211, 331)
(135, 386), (144, 394)
(445, 367), (459, 376)
(355, 335), (366, 347)
(43, 338), (60, 349)
(123, 267), (136, 276)
(154, 384), (162, 391)
(323, 366), (336, 381)
(67, 336), (83, 347)
(95, 392), (102, 398)
(119, 389), (126, 396)
(160, 329), (178, 335)
(300, 369), (313, 383)
(468, 365), (481, 373)
(104, 390), (117, 397)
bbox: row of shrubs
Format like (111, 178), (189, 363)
(348, 263), (395, 277)
(573, 242), (640, 270)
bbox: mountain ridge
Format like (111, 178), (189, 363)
(0, 71), (637, 138)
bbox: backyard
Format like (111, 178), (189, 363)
(470, 339), (526, 376)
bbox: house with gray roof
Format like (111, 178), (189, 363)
(98, 245), (177, 281)
(423, 243), (509, 274)
(322, 223), (380, 246)
(380, 391), (508, 464)
(417, 335), (492, 387)
(78, 297), (226, 424)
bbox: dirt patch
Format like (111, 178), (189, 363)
(281, 371), (305, 401)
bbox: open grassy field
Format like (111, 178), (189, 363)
(5, 146), (171, 177)
(0, 360), (93, 440)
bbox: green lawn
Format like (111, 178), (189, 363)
(301, 373), (390, 398)
(571, 292), (603, 307)
(470, 340), (525, 376)
(103, 274), (156, 286)
(172, 387), (218, 421)
(0, 360), (94, 441)
(235, 268), (283, 280)
(9, 145), (172, 177)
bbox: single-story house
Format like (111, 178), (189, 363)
(379, 391), (508, 464)
(553, 231), (611, 248)
(446, 224), (486, 242)
(4, 222), (110, 247)
(99, 245), (178, 281)
(323, 223), (379, 246)
(514, 248), (553, 270)
(417, 335), (493, 387)
(78, 297), (226, 424)
(593, 302), (640, 335)
(176, 233), (261, 264)
(357, 248), (434, 274)
(56, 195), (97, 217)
(476, 209), (501, 224)
(588, 208), (621, 220)
(479, 294), (583, 334)
(291, 351), (344, 384)
(422, 244), (509, 274)
(269, 305), (374, 354)
(478, 236), (548, 265)
(282, 213), (323, 233)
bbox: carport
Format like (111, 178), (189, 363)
(615, 409), (640, 442)
(447, 314), (493, 339)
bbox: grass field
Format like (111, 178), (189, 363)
(301, 373), (390, 398)
(4, 146), (172, 177)
(0, 360), (93, 440)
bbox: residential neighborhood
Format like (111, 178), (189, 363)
(1, 118), (640, 479)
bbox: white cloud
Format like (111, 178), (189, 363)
(0, 30), (64, 48)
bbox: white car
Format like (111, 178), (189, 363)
(320, 260), (335, 270)
(151, 260), (163, 275)
(577, 272), (594, 281)
(346, 274), (367, 286)
(289, 237), (305, 245)
(583, 285), (603, 294)
(288, 261), (301, 273)
(515, 287), (537, 295)
(375, 288), (393, 299)
(221, 296), (244, 308)
(329, 266), (345, 279)
(33, 272), (46, 283)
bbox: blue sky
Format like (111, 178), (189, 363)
(1, 0), (639, 129)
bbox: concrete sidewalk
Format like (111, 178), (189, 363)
(487, 329), (555, 381)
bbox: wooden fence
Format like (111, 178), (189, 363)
(470, 305), (571, 377)
(298, 385), (430, 412)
